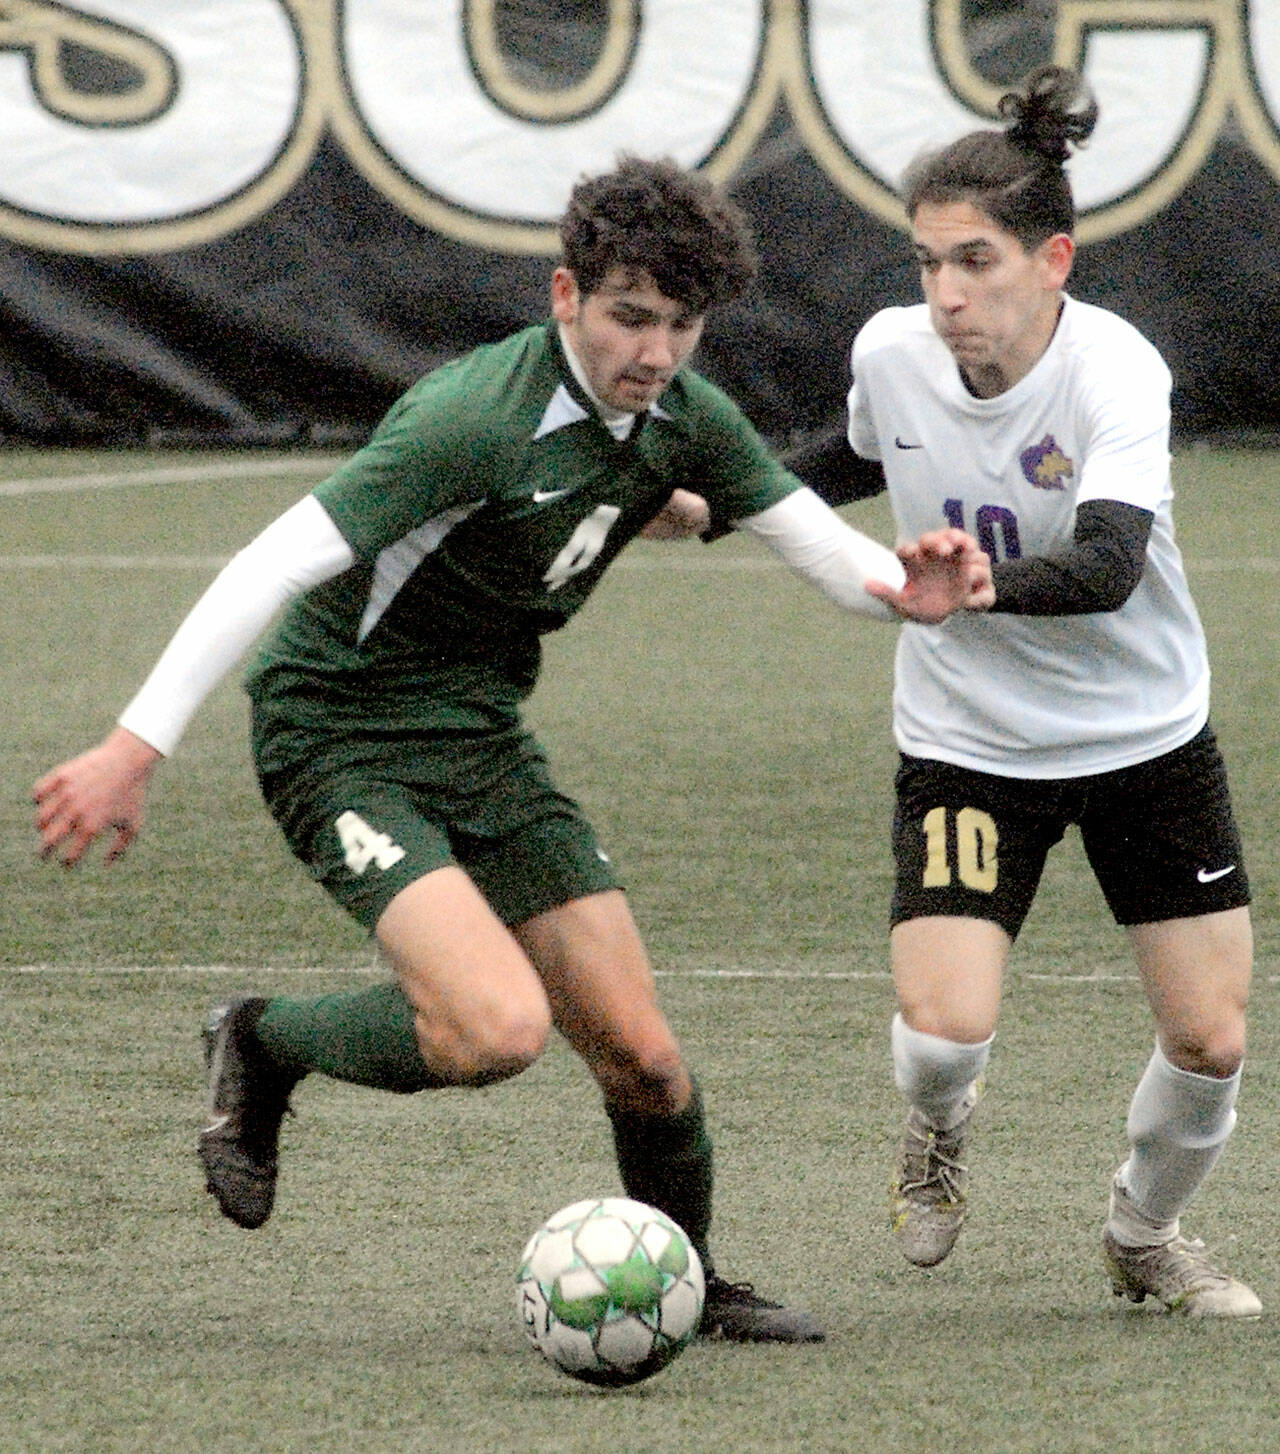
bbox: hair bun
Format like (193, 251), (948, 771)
(998, 65), (1099, 164)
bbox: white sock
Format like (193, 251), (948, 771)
(1114, 1044), (1241, 1238)
(891, 1013), (992, 1130)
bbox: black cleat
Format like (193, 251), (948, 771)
(700, 1273), (826, 1343)
(198, 997), (298, 1229)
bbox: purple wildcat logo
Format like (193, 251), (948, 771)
(1020, 434), (1074, 490)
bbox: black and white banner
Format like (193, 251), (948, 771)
(2, 1), (1277, 446)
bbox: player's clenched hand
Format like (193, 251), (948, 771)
(640, 488), (711, 540)
(33, 726), (163, 867)
(865, 527), (994, 623)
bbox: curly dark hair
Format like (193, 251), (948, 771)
(558, 155), (758, 313)
(902, 66), (1099, 246)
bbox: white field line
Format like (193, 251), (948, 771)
(0, 551), (1277, 574)
(0, 456), (339, 498)
(1, 460), (1277, 569)
(4, 962), (1280, 984)
(1184, 558), (1280, 572)
(0, 554), (231, 569)
(2, 460), (1278, 572)
(0, 964), (1128, 982)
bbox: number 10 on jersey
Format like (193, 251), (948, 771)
(943, 498), (1021, 563)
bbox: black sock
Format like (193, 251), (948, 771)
(608, 1078), (714, 1269)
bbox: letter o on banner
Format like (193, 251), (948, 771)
(331, 0), (775, 252)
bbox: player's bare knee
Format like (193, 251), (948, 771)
(591, 1040), (688, 1114)
(1166, 1047), (1244, 1081)
(900, 1000), (995, 1047)
(418, 1001), (551, 1086)
(482, 1010), (551, 1082)
(1161, 1022), (1246, 1080)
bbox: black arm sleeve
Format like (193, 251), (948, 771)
(989, 498), (1153, 615)
(700, 422), (886, 542)
(780, 424), (887, 507)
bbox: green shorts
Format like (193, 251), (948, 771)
(257, 728), (620, 931)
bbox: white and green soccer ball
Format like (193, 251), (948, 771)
(516, 1197), (705, 1387)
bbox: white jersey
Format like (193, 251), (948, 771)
(847, 295), (1209, 778)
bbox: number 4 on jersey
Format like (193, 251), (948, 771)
(543, 505), (621, 591)
(335, 810), (406, 874)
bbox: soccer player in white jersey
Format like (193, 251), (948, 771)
(32, 156), (992, 1344)
(791, 66), (1257, 1315)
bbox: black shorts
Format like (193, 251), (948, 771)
(890, 724), (1250, 938)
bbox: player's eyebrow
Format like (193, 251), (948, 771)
(608, 299), (661, 321)
(605, 296), (699, 329)
(913, 238), (1000, 264)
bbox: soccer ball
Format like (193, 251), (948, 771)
(516, 1196), (705, 1387)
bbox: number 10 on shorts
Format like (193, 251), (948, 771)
(921, 806), (998, 892)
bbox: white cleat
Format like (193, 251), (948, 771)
(890, 1088), (978, 1268)
(1103, 1177), (1260, 1317)
(1103, 1230), (1261, 1317)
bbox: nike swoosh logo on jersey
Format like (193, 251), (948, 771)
(894, 437), (923, 450)
(532, 487), (573, 503)
(1196, 865), (1236, 883)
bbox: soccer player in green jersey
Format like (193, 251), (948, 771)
(34, 156), (992, 1342)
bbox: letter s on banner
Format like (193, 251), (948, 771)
(1238, 0), (1280, 177)
(791, 0), (1229, 244)
(327, 0), (780, 255)
(0, 0), (324, 255)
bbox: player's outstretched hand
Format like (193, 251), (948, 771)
(866, 528), (994, 623)
(640, 488), (711, 540)
(33, 726), (163, 867)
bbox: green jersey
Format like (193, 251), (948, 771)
(247, 322), (797, 773)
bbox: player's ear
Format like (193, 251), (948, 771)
(551, 267), (580, 324)
(1040, 233), (1074, 288)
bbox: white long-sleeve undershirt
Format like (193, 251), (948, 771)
(116, 484), (902, 758)
(117, 495), (354, 756)
(737, 486), (904, 620)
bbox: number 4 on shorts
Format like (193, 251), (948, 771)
(335, 810), (406, 874)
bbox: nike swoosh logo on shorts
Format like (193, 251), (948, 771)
(201, 1113), (231, 1136)
(533, 488), (572, 503)
(894, 437), (923, 450)
(1197, 865), (1236, 883)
